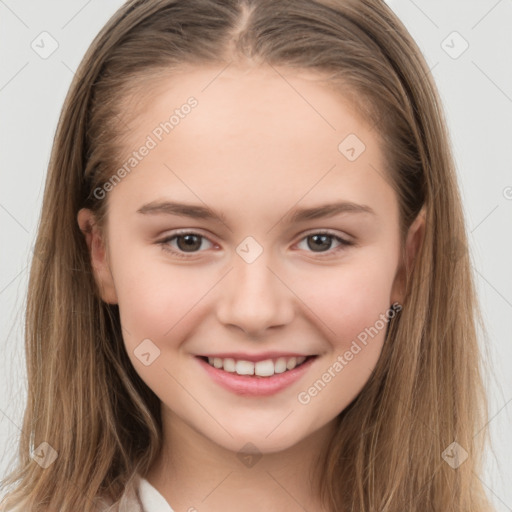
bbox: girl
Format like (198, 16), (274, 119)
(0, 0), (494, 510)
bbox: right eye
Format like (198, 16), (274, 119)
(158, 231), (215, 258)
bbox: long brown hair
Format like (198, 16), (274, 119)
(0, 0), (494, 510)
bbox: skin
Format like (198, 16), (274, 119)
(78, 64), (424, 511)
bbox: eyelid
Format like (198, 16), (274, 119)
(299, 228), (353, 243)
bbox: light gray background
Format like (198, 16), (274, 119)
(1, 0), (511, 509)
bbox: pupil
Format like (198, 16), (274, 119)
(308, 234), (331, 252)
(177, 234), (201, 252)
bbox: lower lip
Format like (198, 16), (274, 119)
(196, 356), (317, 397)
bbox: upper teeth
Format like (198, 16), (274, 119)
(207, 356), (307, 377)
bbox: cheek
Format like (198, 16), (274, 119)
(111, 251), (213, 349)
(112, 258), (212, 404)
(291, 254), (396, 344)
(291, 254), (397, 418)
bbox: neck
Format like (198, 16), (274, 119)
(145, 406), (336, 512)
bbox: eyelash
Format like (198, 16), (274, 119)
(158, 229), (354, 259)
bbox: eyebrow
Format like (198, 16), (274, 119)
(137, 201), (228, 223)
(136, 200), (376, 224)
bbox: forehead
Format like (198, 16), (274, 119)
(120, 64), (375, 156)
(108, 64), (396, 225)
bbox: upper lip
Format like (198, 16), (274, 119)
(197, 352), (315, 363)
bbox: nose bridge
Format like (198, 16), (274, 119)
(215, 243), (293, 335)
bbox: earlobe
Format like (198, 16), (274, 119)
(390, 207), (426, 305)
(77, 208), (118, 304)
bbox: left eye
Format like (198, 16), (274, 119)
(296, 232), (352, 254)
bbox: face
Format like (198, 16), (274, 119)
(78, 64), (422, 454)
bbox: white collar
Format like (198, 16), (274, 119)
(138, 475), (175, 512)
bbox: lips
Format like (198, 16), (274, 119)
(195, 354), (318, 396)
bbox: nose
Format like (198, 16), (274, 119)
(215, 250), (295, 337)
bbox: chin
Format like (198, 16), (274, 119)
(205, 422), (316, 455)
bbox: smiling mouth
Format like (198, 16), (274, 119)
(197, 355), (316, 378)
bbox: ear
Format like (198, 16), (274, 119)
(390, 206), (426, 305)
(77, 208), (118, 304)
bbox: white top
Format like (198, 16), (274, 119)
(138, 477), (175, 512)
(94, 472), (175, 511)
